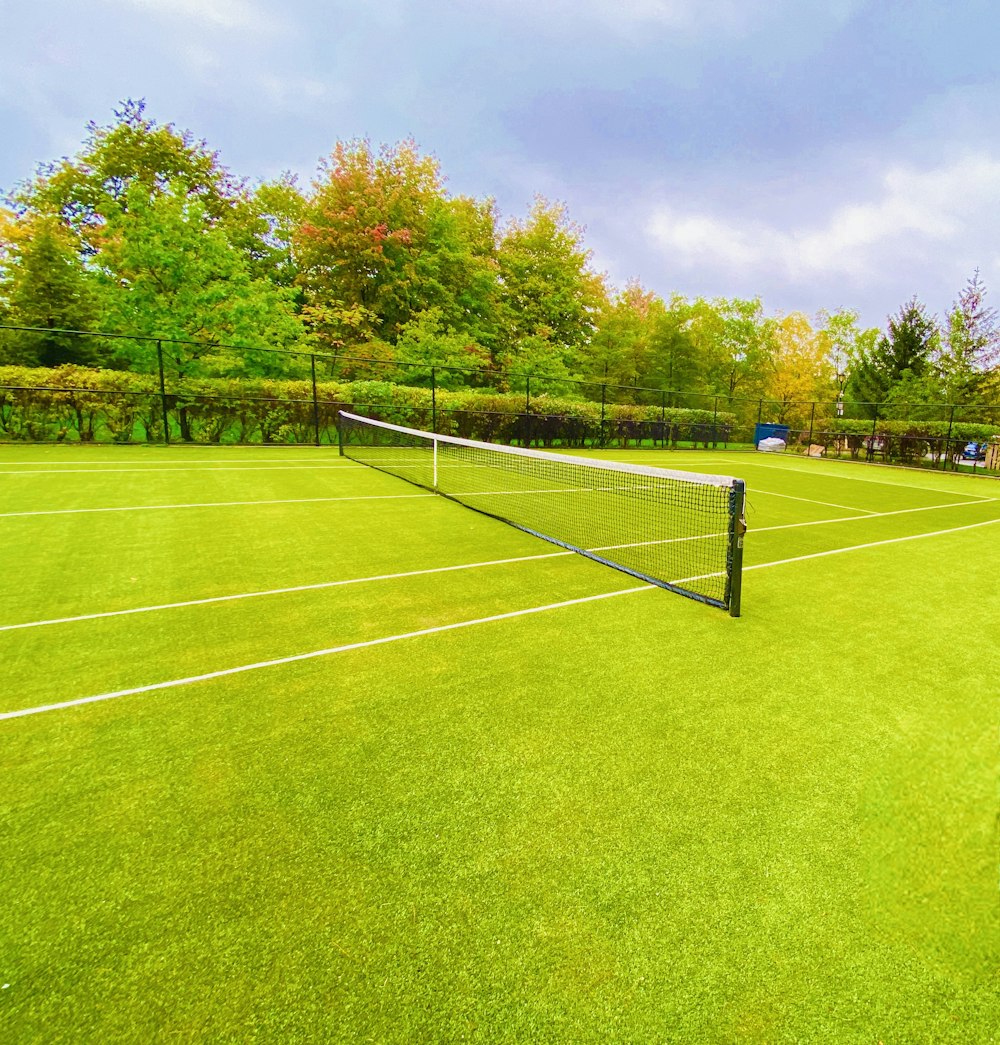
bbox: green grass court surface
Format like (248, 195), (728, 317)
(1, 443), (998, 1043)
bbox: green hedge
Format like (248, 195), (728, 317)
(0, 366), (738, 447)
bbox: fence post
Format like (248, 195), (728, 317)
(525, 376), (531, 447)
(757, 399), (763, 425)
(808, 401), (816, 444)
(945, 404), (955, 470)
(600, 384), (607, 448)
(310, 353), (320, 446)
(431, 367), (437, 433)
(712, 395), (719, 448)
(660, 390), (666, 449)
(156, 339), (170, 444)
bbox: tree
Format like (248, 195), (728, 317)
(647, 295), (704, 400)
(0, 211), (104, 366)
(296, 139), (478, 354)
(765, 313), (832, 425)
(847, 296), (938, 413)
(684, 296), (775, 401)
(816, 308), (879, 410)
(97, 182), (302, 377)
(937, 271), (999, 402)
(13, 99), (238, 258)
(494, 197), (605, 377)
(583, 281), (659, 392)
(225, 175), (307, 290)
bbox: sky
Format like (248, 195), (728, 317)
(3, 0), (1000, 331)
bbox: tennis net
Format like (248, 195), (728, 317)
(338, 411), (747, 615)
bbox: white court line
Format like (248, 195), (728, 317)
(0, 492), (434, 518)
(749, 488), (877, 514)
(0, 464), (362, 475)
(0, 457), (349, 465)
(4, 495), (994, 630)
(751, 498), (994, 533)
(745, 517), (1000, 571)
(0, 585), (655, 721)
(702, 455), (998, 500)
(670, 516), (1000, 585)
(5, 511), (999, 721)
(0, 551), (573, 632)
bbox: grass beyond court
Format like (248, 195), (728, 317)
(1, 443), (998, 1043)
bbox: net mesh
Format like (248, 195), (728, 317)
(339, 411), (745, 613)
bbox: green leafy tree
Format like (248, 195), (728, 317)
(817, 308), (869, 394)
(0, 211), (104, 366)
(494, 197), (605, 377)
(225, 175), (307, 290)
(684, 296), (775, 400)
(296, 139), (496, 355)
(647, 296), (704, 401)
(97, 182), (303, 377)
(389, 308), (491, 387)
(584, 281), (659, 391)
(13, 99), (237, 257)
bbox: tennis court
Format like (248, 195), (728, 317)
(2, 439), (998, 1042)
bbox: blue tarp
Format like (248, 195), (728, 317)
(754, 423), (790, 446)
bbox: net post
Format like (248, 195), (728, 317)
(727, 480), (747, 618)
(433, 436), (438, 488)
(337, 410), (344, 456)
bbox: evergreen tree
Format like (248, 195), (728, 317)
(937, 271), (999, 401)
(847, 296), (938, 412)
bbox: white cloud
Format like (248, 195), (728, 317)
(106, 0), (282, 34)
(646, 154), (1000, 285)
(482, 0), (863, 35)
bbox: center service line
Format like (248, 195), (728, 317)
(0, 586), (655, 721)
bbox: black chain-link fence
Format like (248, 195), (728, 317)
(1, 323), (997, 475)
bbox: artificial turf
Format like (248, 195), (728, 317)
(1, 444), (998, 1042)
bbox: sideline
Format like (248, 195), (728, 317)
(0, 586), (655, 721)
(2, 497), (993, 631)
(0, 492), (433, 518)
(0, 551), (573, 632)
(0, 464), (362, 475)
